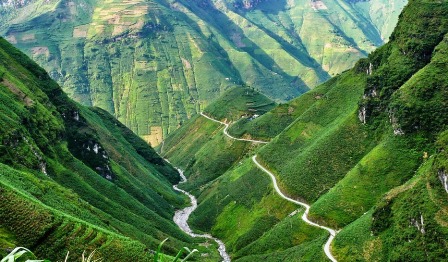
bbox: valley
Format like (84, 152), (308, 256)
(160, 1), (448, 260)
(0, 0), (407, 143)
(196, 110), (339, 261)
(1, 0), (448, 261)
(173, 168), (231, 262)
(251, 155), (337, 262)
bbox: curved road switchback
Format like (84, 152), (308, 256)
(200, 112), (338, 262)
(252, 156), (337, 262)
(200, 112), (268, 144)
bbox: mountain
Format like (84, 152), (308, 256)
(0, 38), (226, 261)
(0, 0), (406, 144)
(160, 0), (448, 260)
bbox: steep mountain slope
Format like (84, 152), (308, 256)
(160, 86), (273, 188)
(0, 38), (225, 261)
(0, 0), (406, 144)
(161, 0), (448, 260)
(159, 88), (329, 260)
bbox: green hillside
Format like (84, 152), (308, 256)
(159, 87), (330, 260)
(0, 0), (406, 143)
(161, 0), (448, 260)
(160, 86), (273, 189)
(0, 38), (226, 261)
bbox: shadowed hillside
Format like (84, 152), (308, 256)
(0, 38), (222, 261)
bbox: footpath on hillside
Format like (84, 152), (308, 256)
(201, 112), (338, 262)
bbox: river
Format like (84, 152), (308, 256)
(173, 168), (231, 262)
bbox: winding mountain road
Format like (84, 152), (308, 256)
(200, 112), (338, 262)
(200, 112), (268, 144)
(252, 156), (337, 262)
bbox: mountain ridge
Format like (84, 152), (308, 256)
(0, 0), (406, 144)
(160, 0), (448, 260)
(0, 36), (225, 261)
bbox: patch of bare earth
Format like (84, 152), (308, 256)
(31, 46), (50, 57)
(142, 126), (163, 146)
(73, 25), (89, 38)
(363, 238), (382, 261)
(1, 79), (34, 106)
(181, 58), (192, 69)
(68, 1), (76, 15)
(6, 35), (17, 44)
(311, 0), (328, 10)
(21, 34), (35, 42)
(231, 32), (246, 48)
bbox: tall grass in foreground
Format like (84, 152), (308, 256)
(154, 238), (198, 262)
(1, 247), (47, 262)
(2, 239), (198, 262)
(1, 247), (100, 262)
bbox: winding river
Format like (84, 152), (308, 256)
(170, 113), (338, 261)
(173, 168), (231, 262)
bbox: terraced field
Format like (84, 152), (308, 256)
(160, 1), (448, 260)
(0, 0), (406, 143)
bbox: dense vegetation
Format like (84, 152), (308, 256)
(160, 86), (271, 190)
(0, 38), (225, 261)
(1, 0), (447, 261)
(162, 0), (448, 260)
(160, 89), (329, 260)
(0, 0), (406, 143)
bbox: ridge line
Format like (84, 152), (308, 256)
(200, 112), (338, 262)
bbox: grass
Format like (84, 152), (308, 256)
(334, 146), (448, 261)
(203, 86), (276, 122)
(154, 238), (198, 262)
(233, 234), (328, 262)
(2, 0), (448, 261)
(227, 76), (339, 140)
(159, 87), (272, 190)
(0, 182), (154, 261)
(309, 134), (421, 228)
(0, 37), (210, 260)
(0, 227), (16, 258)
(161, 1), (448, 260)
(1, 247), (45, 262)
(162, 90), (331, 259)
(0, 0), (405, 143)
(257, 71), (372, 202)
(189, 158), (326, 257)
(1, 241), (197, 262)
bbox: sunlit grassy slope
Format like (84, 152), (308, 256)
(161, 0), (448, 260)
(160, 88), (330, 260)
(160, 86), (273, 189)
(0, 37), (225, 261)
(0, 0), (406, 143)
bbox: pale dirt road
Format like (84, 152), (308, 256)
(252, 156), (337, 262)
(200, 113), (338, 261)
(200, 112), (268, 144)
